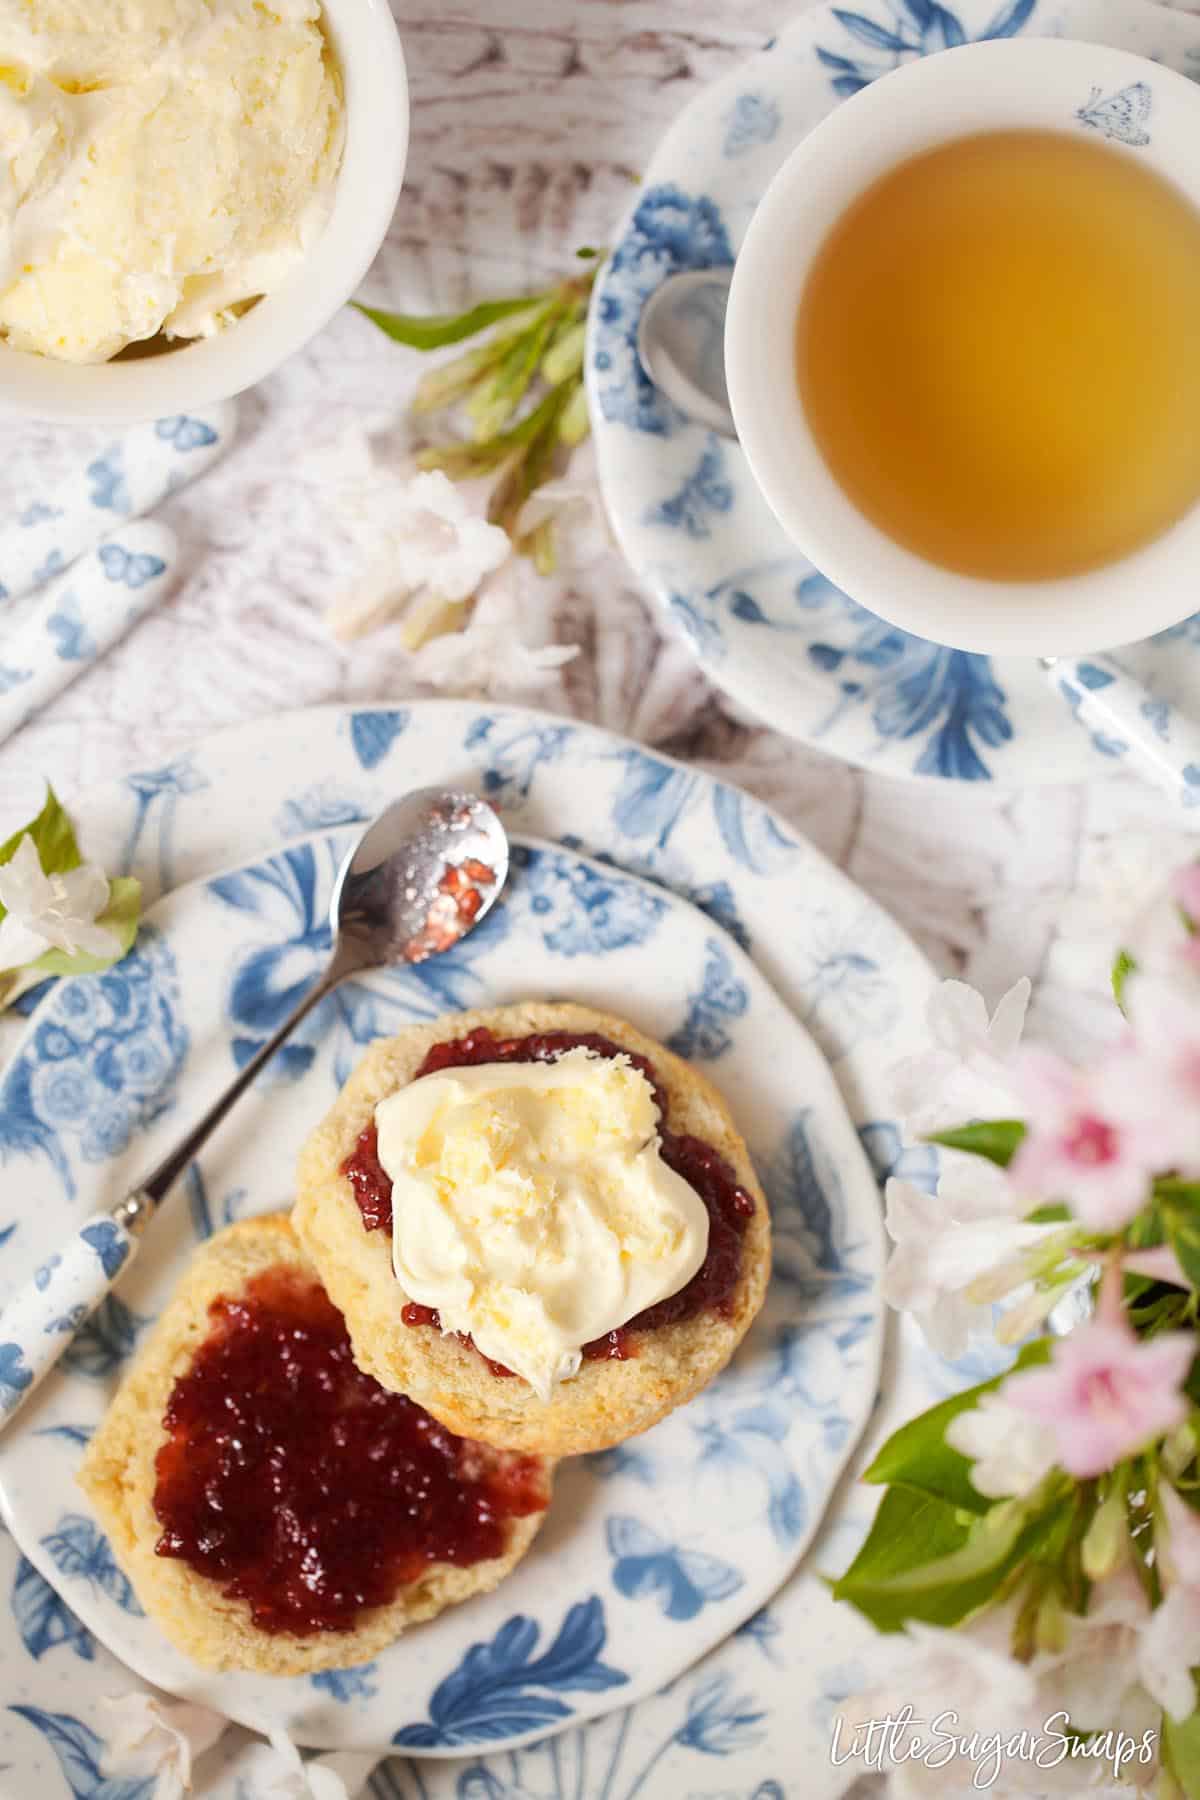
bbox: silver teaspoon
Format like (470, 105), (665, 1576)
(0, 787), (509, 1433)
(637, 268), (737, 440)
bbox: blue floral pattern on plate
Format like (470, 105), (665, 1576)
(394, 1600), (628, 1748)
(0, 929), (187, 1199)
(587, 0), (1200, 786)
(0, 690), (974, 1797)
(0, 781), (887, 1771)
(815, 0), (1036, 95)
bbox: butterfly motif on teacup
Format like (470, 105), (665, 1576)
(98, 543), (167, 590)
(606, 1514), (744, 1620)
(1075, 80), (1152, 147)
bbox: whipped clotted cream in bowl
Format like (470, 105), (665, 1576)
(0, 0), (408, 422)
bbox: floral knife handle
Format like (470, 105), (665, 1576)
(1042, 654), (1200, 807)
(0, 1202), (148, 1423)
(0, 955), (342, 1431)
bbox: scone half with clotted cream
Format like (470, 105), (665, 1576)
(292, 1002), (771, 1457)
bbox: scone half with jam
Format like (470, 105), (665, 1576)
(78, 1215), (552, 1675)
(292, 1002), (772, 1458)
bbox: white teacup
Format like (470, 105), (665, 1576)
(724, 39), (1200, 658)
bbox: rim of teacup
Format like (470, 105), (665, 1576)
(725, 38), (1200, 659)
(0, 0), (408, 425)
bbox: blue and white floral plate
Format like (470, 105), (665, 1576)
(0, 825), (886, 1754)
(0, 701), (940, 1798)
(588, 0), (1200, 784)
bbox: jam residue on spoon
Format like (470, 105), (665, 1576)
(152, 1267), (548, 1635)
(340, 1028), (757, 1374)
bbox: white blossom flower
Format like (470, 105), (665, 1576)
(0, 835), (117, 970)
(409, 557), (579, 699)
(1139, 1585), (1200, 1723)
(101, 1692), (226, 1799)
(944, 1390), (1058, 1499)
(1034, 1569), (1160, 1745)
(891, 977), (1030, 1138)
(842, 1578), (1161, 1797)
(513, 450), (614, 570)
(839, 1615), (1042, 1798)
(1058, 834), (1195, 972)
(218, 1728), (375, 1800)
(883, 1159), (1048, 1358)
(321, 449), (510, 642)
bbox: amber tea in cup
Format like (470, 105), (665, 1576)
(796, 128), (1200, 582)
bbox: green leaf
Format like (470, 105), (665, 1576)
(1112, 947), (1136, 1009)
(542, 320), (587, 386)
(354, 296), (541, 352)
(1166, 1706), (1200, 1799)
(833, 1486), (1066, 1633)
(487, 387), (571, 538)
(832, 1487), (970, 1625)
(0, 787), (81, 920)
(1027, 1203), (1071, 1224)
(1129, 1199), (1166, 1251)
(32, 877), (141, 977)
(1158, 1185), (1200, 1289)
(928, 1119), (1026, 1168)
(519, 516), (558, 577)
(557, 379), (591, 448)
(411, 316), (544, 414)
(469, 302), (563, 440)
(862, 1338), (1050, 1513)
(575, 245), (601, 260)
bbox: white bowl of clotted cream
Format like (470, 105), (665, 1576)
(0, 0), (408, 424)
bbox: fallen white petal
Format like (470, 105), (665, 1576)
(102, 1691), (227, 1799)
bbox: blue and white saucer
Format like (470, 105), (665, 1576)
(587, 0), (1200, 784)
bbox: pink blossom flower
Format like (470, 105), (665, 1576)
(1122, 975), (1200, 1173)
(1002, 1318), (1194, 1478)
(1172, 861), (1200, 924)
(1008, 1047), (1157, 1229)
(1159, 1482), (1200, 1589)
(1076, 1243), (1192, 1288)
(1121, 1244), (1191, 1288)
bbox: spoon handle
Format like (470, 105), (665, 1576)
(1043, 654), (1200, 808)
(136, 961), (342, 1205)
(0, 1214), (140, 1427)
(0, 959), (345, 1434)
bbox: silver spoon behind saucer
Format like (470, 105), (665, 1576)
(637, 268), (737, 440)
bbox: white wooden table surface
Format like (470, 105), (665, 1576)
(0, 0), (1193, 1048)
(0, 11), (1194, 1794)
